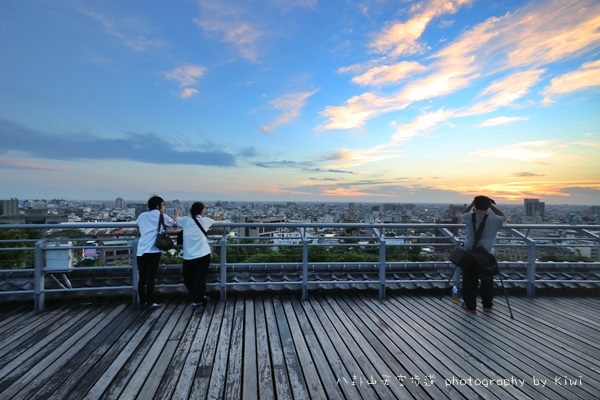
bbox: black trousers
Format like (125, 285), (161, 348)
(182, 254), (211, 304)
(461, 267), (494, 311)
(137, 252), (161, 305)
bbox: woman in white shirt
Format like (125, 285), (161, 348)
(177, 202), (215, 310)
(136, 195), (181, 310)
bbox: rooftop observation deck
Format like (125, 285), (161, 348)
(0, 222), (599, 399)
(1, 295), (599, 399)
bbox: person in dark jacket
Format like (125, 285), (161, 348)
(460, 195), (506, 313)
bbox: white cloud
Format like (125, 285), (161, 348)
(472, 140), (557, 162)
(351, 61), (427, 86)
(165, 65), (206, 87)
(391, 108), (455, 144)
(195, 0), (264, 61)
(83, 10), (164, 53)
(321, 0), (600, 132)
(478, 116), (529, 127)
(369, 0), (473, 57)
(260, 90), (319, 134)
(464, 69), (544, 116)
(542, 60), (600, 103)
(180, 88), (199, 99)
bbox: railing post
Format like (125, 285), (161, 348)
(526, 241), (537, 298)
(508, 228), (538, 298)
(379, 237), (386, 299)
(301, 228), (308, 301)
(220, 231), (227, 302)
(371, 226), (386, 299)
(132, 238), (139, 305)
(34, 239), (46, 311)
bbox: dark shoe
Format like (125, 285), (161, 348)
(191, 303), (201, 311)
(462, 303), (476, 314)
(146, 303), (163, 311)
(483, 307), (493, 312)
(138, 303), (147, 310)
(202, 296), (210, 305)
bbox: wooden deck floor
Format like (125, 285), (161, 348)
(1, 294), (599, 400)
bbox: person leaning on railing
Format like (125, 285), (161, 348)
(460, 195), (507, 314)
(135, 195), (182, 311)
(177, 201), (215, 311)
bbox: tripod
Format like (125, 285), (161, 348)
(441, 264), (514, 319)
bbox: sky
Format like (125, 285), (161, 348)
(1, 0), (599, 205)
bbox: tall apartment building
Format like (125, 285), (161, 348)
(115, 197), (126, 209)
(524, 198), (545, 219)
(0, 198), (19, 216)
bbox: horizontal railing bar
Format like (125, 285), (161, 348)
(42, 286), (133, 293)
(1, 222), (598, 230)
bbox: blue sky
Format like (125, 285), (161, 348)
(1, 0), (599, 205)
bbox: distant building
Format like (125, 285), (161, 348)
(448, 204), (466, 222)
(0, 198), (19, 216)
(236, 216), (286, 238)
(591, 206), (600, 224)
(115, 197), (125, 209)
(524, 198), (545, 219)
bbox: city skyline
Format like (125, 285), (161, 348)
(8, 195), (598, 209)
(1, 1), (599, 205)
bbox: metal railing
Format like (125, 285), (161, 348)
(0, 221), (599, 310)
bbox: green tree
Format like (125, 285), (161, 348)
(0, 226), (43, 269)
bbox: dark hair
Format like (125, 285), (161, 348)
(473, 195), (492, 210)
(147, 196), (164, 210)
(190, 202), (205, 217)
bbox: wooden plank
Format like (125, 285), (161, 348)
(78, 306), (159, 399)
(170, 301), (215, 400)
(254, 297), (275, 399)
(223, 297), (245, 399)
(280, 296), (331, 400)
(153, 303), (204, 400)
(264, 297), (292, 399)
(405, 295), (596, 400)
(136, 300), (189, 400)
(34, 304), (145, 399)
(95, 304), (175, 399)
(511, 297), (600, 345)
(272, 296), (310, 399)
(297, 297), (365, 400)
(339, 295), (454, 400)
(1, 303), (124, 399)
(288, 297), (345, 400)
(206, 296), (235, 400)
(392, 295), (553, 399)
(118, 302), (184, 399)
(380, 296), (511, 399)
(320, 295), (415, 399)
(466, 296), (600, 400)
(0, 305), (37, 336)
(0, 305), (77, 365)
(0, 303), (109, 392)
(489, 298), (600, 379)
(308, 297), (380, 400)
(189, 300), (224, 399)
(241, 297), (258, 399)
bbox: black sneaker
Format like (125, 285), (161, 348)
(461, 303), (476, 314)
